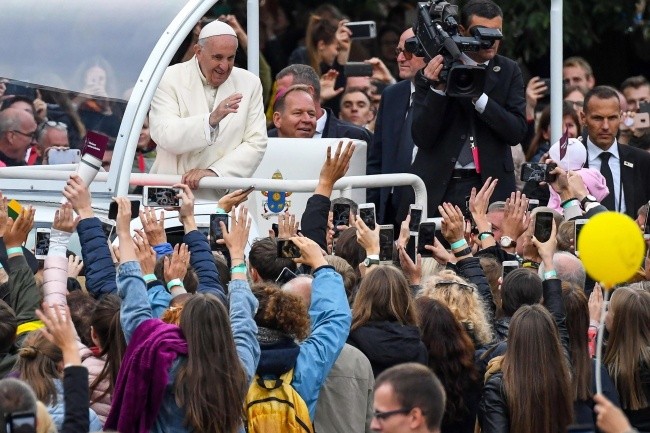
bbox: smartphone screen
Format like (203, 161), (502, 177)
(275, 267), (298, 285)
(418, 222), (436, 257)
(409, 207), (423, 232)
(379, 225), (394, 262)
(99, 218), (117, 242)
(35, 229), (51, 259)
(534, 212), (554, 243)
(359, 205), (376, 230)
(520, 163), (547, 183)
(406, 235), (417, 263)
(332, 203), (351, 228)
(277, 239), (301, 258)
(502, 260), (519, 278)
(108, 200), (140, 220)
(528, 199), (540, 212)
(210, 214), (229, 250)
(144, 187), (180, 207)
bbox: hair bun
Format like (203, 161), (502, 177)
(18, 346), (39, 359)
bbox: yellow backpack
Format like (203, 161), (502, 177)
(244, 369), (314, 433)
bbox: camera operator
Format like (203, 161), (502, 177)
(400, 0), (526, 219)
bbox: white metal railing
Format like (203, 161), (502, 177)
(0, 168), (429, 218)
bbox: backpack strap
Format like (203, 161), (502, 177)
(255, 369), (295, 391)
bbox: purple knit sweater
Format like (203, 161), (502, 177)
(105, 318), (187, 433)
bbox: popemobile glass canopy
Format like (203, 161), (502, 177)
(0, 0), (216, 199)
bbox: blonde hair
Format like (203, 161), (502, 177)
(419, 270), (493, 345)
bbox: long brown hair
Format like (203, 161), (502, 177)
(351, 265), (418, 331)
(502, 305), (573, 433)
(305, 14), (338, 73)
(561, 282), (592, 401)
(174, 294), (248, 433)
(17, 330), (62, 406)
(604, 286), (650, 410)
(89, 294), (126, 402)
(417, 297), (479, 423)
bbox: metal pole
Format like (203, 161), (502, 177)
(550, 0), (563, 144)
(247, 0), (260, 76)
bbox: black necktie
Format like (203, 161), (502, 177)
(599, 152), (615, 210)
(398, 101), (414, 167)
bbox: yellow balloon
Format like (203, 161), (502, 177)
(578, 211), (646, 287)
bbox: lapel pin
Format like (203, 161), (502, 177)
(624, 161), (634, 168)
(492, 66), (501, 72)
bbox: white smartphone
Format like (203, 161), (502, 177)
(502, 260), (519, 278)
(98, 217), (117, 243)
(142, 186), (181, 208)
(574, 219), (588, 256)
(345, 21), (377, 39)
(358, 203), (376, 230)
(408, 204), (423, 234)
(34, 228), (51, 260)
(47, 147), (81, 165)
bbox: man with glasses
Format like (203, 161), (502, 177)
(0, 108), (37, 167)
(367, 27), (426, 226)
(371, 363), (445, 433)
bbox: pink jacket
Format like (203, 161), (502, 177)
(79, 343), (112, 425)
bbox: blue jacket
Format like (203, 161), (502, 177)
(47, 378), (103, 432)
(292, 266), (352, 419)
(77, 217), (117, 298)
(183, 229), (227, 304)
(117, 261), (260, 433)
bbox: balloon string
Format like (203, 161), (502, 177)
(595, 285), (611, 395)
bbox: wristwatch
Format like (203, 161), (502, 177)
(580, 195), (597, 208)
(500, 236), (517, 248)
(363, 255), (381, 267)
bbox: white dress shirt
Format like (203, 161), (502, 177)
(314, 110), (327, 139)
(586, 137), (626, 213)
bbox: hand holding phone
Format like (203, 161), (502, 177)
(210, 213), (230, 251)
(408, 204), (423, 233)
(417, 221), (437, 258)
(142, 186), (181, 208)
(277, 239), (302, 258)
(108, 200), (140, 220)
(379, 225), (394, 262)
(502, 260), (519, 278)
(358, 203), (376, 230)
(34, 228), (51, 259)
(533, 211), (554, 243)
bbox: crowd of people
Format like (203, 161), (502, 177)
(1, 0), (650, 432)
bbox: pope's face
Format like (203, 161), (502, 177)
(195, 35), (238, 87)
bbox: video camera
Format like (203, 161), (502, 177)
(407, 1), (502, 97)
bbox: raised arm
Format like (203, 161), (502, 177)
(177, 184), (226, 303)
(301, 141), (355, 250)
(43, 203), (80, 307)
(64, 174), (117, 297)
(114, 197), (152, 344)
(3, 206), (40, 331)
(290, 236), (352, 419)
(222, 206), (260, 383)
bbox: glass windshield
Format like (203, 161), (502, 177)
(0, 0), (188, 99)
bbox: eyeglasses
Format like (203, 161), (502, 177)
(11, 129), (38, 141)
(395, 47), (413, 60)
(373, 408), (412, 422)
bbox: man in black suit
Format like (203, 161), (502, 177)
(268, 64), (373, 144)
(367, 27), (426, 225)
(400, 0), (527, 220)
(581, 86), (650, 218)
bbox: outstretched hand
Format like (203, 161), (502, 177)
(315, 141), (355, 197)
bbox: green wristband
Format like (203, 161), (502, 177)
(231, 263), (247, 274)
(450, 239), (467, 250)
(6, 247), (23, 256)
(143, 274), (157, 283)
(166, 278), (184, 291)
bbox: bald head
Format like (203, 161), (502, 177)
(283, 276), (314, 307)
(539, 251), (586, 289)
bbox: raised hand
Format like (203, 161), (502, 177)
(292, 236), (328, 269)
(438, 203), (466, 245)
(63, 174), (94, 219)
(217, 187), (254, 213)
(139, 207), (167, 246)
(222, 206), (251, 259)
(67, 255), (84, 279)
(164, 243), (190, 283)
(352, 213), (380, 256)
(278, 212), (299, 238)
(53, 203), (80, 233)
(4, 206), (35, 249)
(133, 229), (156, 275)
(36, 304), (80, 365)
(316, 140), (356, 197)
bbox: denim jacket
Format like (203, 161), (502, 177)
(47, 378), (103, 432)
(117, 261), (260, 433)
(293, 266), (352, 419)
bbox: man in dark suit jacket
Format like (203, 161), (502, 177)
(367, 27), (427, 225)
(268, 64), (372, 144)
(399, 0), (527, 221)
(580, 86), (650, 218)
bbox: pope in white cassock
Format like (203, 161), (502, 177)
(149, 19), (268, 200)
